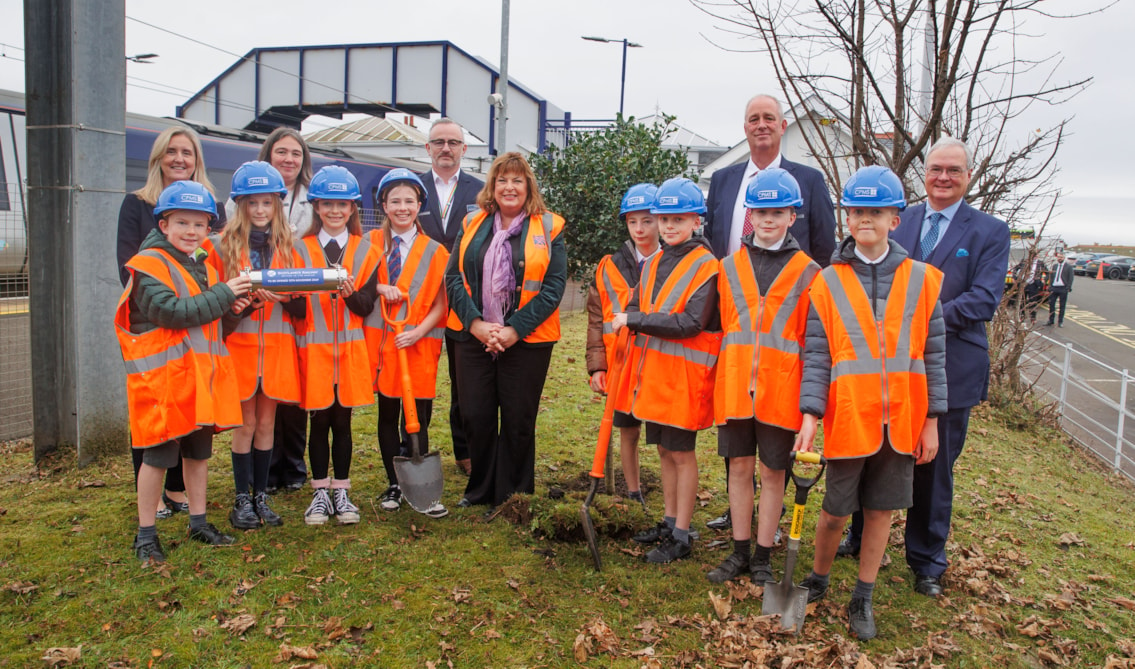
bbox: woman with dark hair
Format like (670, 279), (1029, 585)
(445, 152), (567, 512)
(116, 125), (225, 519)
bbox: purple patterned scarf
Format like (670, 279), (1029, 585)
(480, 211), (526, 326)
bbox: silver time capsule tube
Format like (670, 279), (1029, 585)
(241, 267), (349, 293)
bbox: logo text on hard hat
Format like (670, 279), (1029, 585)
(659, 196), (679, 206)
(757, 190), (778, 200)
(180, 193), (205, 204)
(247, 177), (270, 186)
(328, 183), (348, 192)
(627, 196), (645, 206)
(854, 187), (877, 198)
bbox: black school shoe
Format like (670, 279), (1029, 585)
(644, 536), (692, 564)
(633, 520), (671, 544)
(706, 509), (732, 531)
(229, 493), (261, 530)
(848, 597), (877, 640)
(254, 491), (283, 526)
(706, 552), (749, 583)
(800, 574), (829, 603)
(133, 535), (166, 564)
(188, 522), (235, 546)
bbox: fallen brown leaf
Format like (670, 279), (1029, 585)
(572, 633), (591, 662)
(274, 642), (318, 661)
(1057, 533), (1085, 548)
(1109, 597), (1135, 611)
(219, 613), (256, 635)
(41, 646), (81, 667)
(708, 591), (732, 620)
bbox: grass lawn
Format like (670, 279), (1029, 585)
(2, 309), (1135, 668)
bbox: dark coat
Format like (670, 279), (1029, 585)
(417, 170), (485, 251)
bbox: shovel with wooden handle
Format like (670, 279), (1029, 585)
(382, 293), (444, 513)
(580, 329), (631, 571)
(762, 450), (826, 634)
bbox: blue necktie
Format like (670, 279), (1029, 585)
(387, 239), (402, 284)
(637, 259), (645, 276)
(920, 212), (944, 261)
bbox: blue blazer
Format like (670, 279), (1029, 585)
(894, 201), (1011, 409)
(418, 170), (484, 251)
(703, 157), (837, 266)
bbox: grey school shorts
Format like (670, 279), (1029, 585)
(643, 422), (697, 452)
(613, 411), (642, 429)
(717, 418), (795, 470)
(821, 433), (914, 517)
(139, 428), (213, 469)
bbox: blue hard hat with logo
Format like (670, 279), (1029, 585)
(620, 183), (658, 216)
(745, 168), (803, 209)
(378, 168), (428, 205)
(153, 180), (217, 221)
(840, 165), (906, 210)
(230, 161), (287, 199)
(651, 177), (706, 215)
(307, 165), (362, 202)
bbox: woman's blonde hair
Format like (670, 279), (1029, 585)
(476, 152), (546, 217)
(305, 200), (362, 238)
(219, 194), (295, 279)
(258, 127), (313, 193)
(133, 126), (216, 206)
(379, 182), (425, 249)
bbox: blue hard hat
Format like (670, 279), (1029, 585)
(651, 177), (706, 215)
(378, 168), (428, 206)
(230, 161), (287, 199)
(620, 183), (658, 216)
(153, 180), (217, 222)
(841, 165), (907, 211)
(744, 168), (803, 209)
(307, 165), (362, 202)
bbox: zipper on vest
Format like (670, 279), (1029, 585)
(871, 263), (889, 426)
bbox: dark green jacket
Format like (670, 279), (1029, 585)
(445, 212), (567, 344)
(128, 228), (239, 335)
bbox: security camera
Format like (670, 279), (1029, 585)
(487, 93), (504, 109)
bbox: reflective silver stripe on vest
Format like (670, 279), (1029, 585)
(234, 306), (293, 336)
(138, 250), (218, 355)
(298, 237), (369, 348)
(721, 255), (813, 357)
(826, 262), (928, 380)
(600, 262), (628, 314)
(124, 338), (192, 375)
(655, 253), (714, 314)
(643, 336), (718, 368)
(426, 326), (444, 341)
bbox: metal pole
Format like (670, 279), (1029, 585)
(619, 39), (628, 117)
(1116, 369), (1128, 471)
(1058, 342), (1072, 414)
(25, 0), (128, 463)
(497, 0), (509, 155)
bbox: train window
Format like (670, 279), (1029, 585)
(0, 139), (9, 211)
(125, 158), (149, 195)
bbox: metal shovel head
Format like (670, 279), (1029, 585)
(762, 576), (810, 634)
(580, 479), (603, 570)
(393, 450), (444, 513)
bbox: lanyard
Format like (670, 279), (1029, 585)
(440, 181), (457, 225)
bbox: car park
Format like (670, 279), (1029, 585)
(1074, 252), (1109, 275)
(1084, 255), (1135, 280)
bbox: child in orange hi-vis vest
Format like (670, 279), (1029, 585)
(795, 166), (947, 641)
(585, 183), (660, 508)
(363, 169), (450, 519)
(708, 168), (820, 587)
(610, 177), (721, 565)
(205, 161), (304, 531)
(115, 181), (252, 564)
(294, 166), (396, 527)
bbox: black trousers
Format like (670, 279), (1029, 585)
(269, 403), (308, 486)
(308, 401), (353, 481)
(377, 394), (433, 486)
(445, 334), (469, 461)
(1047, 286), (1069, 324)
(455, 339), (553, 506)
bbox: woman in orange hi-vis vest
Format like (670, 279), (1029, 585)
(363, 169), (450, 519)
(116, 181), (251, 564)
(445, 152), (567, 513)
(205, 161), (304, 531)
(293, 166), (394, 527)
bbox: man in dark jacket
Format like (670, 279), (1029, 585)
(1045, 251), (1073, 327)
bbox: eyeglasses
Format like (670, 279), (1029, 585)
(927, 166), (966, 178)
(429, 139), (464, 149)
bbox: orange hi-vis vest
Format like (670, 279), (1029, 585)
(363, 230), (449, 399)
(201, 236), (302, 404)
(715, 249), (819, 430)
(612, 247), (722, 431)
(594, 254), (638, 374)
(295, 234), (381, 410)
(809, 258), (943, 459)
(446, 210), (565, 344)
(115, 248), (242, 448)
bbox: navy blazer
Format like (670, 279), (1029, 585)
(894, 201), (1011, 409)
(703, 157), (837, 266)
(418, 170), (485, 251)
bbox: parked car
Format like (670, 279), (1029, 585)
(1084, 255), (1135, 280)
(1074, 252), (1109, 275)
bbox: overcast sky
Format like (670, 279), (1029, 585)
(0, 0), (1131, 242)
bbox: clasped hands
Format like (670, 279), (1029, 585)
(470, 318), (519, 354)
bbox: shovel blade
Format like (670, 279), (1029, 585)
(393, 451), (444, 513)
(761, 579), (810, 634)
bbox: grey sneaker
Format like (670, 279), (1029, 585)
(229, 492), (260, 530)
(332, 488), (360, 525)
(422, 502), (449, 519)
(254, 491), (283, 526)
(848, 597), (877, 640)
(304, 488), (333, 526)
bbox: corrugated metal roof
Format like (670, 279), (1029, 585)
(304, 116), (429, 144)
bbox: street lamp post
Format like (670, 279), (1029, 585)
(581, 36), (642, 117)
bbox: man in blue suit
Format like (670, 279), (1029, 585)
(419, 118), (485, 476)
(703, 95), (836, 265)
(702, 94), (838, 532)
(841, 138), (1010, 597)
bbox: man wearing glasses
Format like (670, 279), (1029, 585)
(840, 138), (1010, 599)
(419, 118), (484, 477)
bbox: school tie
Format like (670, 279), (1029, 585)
(387, 238), (402, 284)
(323, 239), (342, 265)
(637, 259), (645, 276)
(740, 171), (758, 239)
(920, 212), (944, 261)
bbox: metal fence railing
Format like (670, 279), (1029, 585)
(1020, 332), (1135, 484)
(0, 181), (31, 442)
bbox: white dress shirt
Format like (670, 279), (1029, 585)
(729, 154), (782, 256)
(431, 170), (461, 229)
